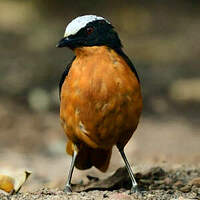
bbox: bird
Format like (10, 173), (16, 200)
(57, 15), (142, 193)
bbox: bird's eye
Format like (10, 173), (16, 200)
(86, 27), (94, 35)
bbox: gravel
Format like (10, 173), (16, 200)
(1, 166), (200, 200)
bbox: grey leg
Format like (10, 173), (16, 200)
(64, 150), (78, 192)
(117, 146), (139, 193)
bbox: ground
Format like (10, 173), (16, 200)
(0, 102), (200, 199)
(1, 166), (200, 199)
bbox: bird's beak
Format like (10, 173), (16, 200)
(56, 37), (70, 48)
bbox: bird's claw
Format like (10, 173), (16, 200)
(64, 185), (72, 193)
(129, 185), (140, 194)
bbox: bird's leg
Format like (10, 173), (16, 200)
(117, 146), (139, 194)
(64, 149), (78, 192)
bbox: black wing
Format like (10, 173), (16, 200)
(114, 48), (140, 82)
(59, 56), (76, 98)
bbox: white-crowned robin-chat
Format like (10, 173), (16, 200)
(57, 15), (142, 193)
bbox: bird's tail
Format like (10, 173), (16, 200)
(66, 140), (112, 172)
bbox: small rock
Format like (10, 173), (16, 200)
(189, 177), (200, 187)
(180, 185), (191, 193)
(174, 180), (184, 188)
(164, 177), (172, 185)
(140, 179), (152, 184)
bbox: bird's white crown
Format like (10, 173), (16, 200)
(64, 15), (110, 37)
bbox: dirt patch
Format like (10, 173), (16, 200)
(1, 166), (200, 200)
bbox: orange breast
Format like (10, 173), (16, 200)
(60, 46), (142, 150)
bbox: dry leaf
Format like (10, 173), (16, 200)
(0, 174), (14, 193)
(0, 169), (31, 194)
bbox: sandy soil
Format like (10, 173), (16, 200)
(1, 166), (200, 199)
(0, 102), (200, 200)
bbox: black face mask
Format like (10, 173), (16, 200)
(57, 20), (122, 50)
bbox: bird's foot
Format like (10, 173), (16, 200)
(129, 185), (140, 194)
(64, 185), (72, 193)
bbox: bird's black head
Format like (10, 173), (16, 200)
(56, 15), (122, 50)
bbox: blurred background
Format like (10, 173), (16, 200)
(0, 0), (200, 191)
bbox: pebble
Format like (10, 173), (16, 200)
(180, 185), (191, 193)
(189, 177), (200, 187)
(174, 181), (184, 188)
(164, 177), (172, 185)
